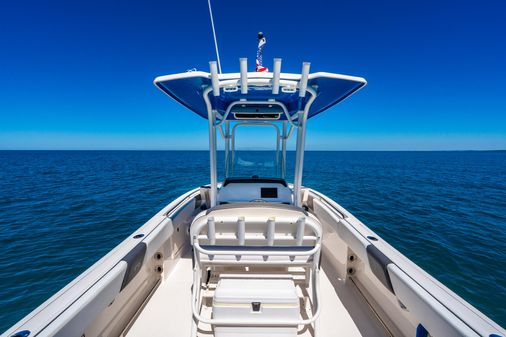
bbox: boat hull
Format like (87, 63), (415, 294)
(2, 187), (504, 337)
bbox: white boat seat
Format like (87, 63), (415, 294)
(190, 202), (322, 266)
(190, 203), (323, 334)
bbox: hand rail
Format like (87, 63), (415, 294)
(193, 241), (321, 257)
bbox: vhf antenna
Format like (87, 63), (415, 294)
(207, 0), (222, 73)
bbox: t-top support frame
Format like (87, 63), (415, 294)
(204, 59), (314, 208)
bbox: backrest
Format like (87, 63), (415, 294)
(190, 203), (322, 248)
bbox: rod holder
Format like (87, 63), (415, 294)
(295, 217), (306, 246)
(210, 61), (220, 97)
(237, 216), (245, 245)
(240, 58), (248, 94)
(299, 62), (310, 98)
(207, 217), (216, 245)
(272, 58), (282, 94)
(266, 217), (275, 246)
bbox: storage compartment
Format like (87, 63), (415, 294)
(213, 277), (300, 337)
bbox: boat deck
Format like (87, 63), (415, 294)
(125, 253), (390, 337)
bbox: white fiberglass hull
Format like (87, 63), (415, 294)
(2, 187), (504, 337)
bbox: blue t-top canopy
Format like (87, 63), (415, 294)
(154, 71), (366, 120)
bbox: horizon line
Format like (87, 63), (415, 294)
(1, 149), (505, 152)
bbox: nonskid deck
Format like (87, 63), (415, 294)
(124, 252), (391, 337)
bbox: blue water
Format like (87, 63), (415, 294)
(0, 151), (505, 331)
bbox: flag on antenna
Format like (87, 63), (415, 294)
(256, 32), (269, 72)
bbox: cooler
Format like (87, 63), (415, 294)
(212, 277), (300, 337)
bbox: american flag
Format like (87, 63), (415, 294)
(256, 33), (268, 72)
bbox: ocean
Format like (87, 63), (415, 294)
(0, 150), (505, 331)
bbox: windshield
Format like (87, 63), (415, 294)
(219, 122), (293, 181)
(231, 150), (280, 178)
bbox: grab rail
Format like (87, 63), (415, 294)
(193, 241), (321, 257)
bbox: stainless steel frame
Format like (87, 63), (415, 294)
(204, 59), (315, 207)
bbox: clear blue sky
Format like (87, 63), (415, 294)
(0, 0), (504, 150)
